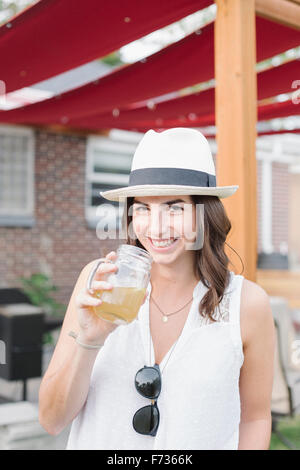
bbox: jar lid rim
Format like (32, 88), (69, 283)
(117, 243), (153, 262)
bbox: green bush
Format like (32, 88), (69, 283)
(18, 273), (66, 345)
(18, 273), (66, 317)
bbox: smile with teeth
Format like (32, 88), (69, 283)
(149, 238), (179, 247)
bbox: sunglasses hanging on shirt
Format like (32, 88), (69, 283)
(133, 363), (161, 436)
(132, 302), (187, 436)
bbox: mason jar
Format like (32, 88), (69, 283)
(86, 244), (153, 325)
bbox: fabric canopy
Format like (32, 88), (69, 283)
(0, 20), (215, 123)
(66, 59), (299, 128)
(191, 129), (300, 138)
(67, 98), (298, 132)
(0, 15), (299, 126)
(257, 129), (300, 136)
(0, 0), (212, 94)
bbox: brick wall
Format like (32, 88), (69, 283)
(257, 159), (262, 253)
(272, 161), (289, 253)
(289, 173), (300, 268)
(0, 129), (120, 307)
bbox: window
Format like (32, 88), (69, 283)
(85, 135), (138, 232)
(0, 126), (35, 227)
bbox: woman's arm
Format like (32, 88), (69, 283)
(238, 280), (276, 450)
(39, 254), (119, 436)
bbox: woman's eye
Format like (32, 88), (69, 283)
(134, 205), (148, 212)
(170, 205), (183, 212)
(133, 204), (183, 213)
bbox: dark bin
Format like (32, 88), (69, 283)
(257, 252), (289, 270)
(0, 289), (45, 401)
(0, 303), (44, 381)
(0, 304), (44, 380)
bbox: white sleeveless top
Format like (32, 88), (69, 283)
(66, 271), (244, 450)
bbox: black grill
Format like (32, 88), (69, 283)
(0, 288), (45, 400)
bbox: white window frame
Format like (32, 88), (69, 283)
(256, 134), (300, 259)
(85, 134), (139, 231)
(0, 125), (35, 227)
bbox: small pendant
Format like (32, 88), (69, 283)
(162, 315), (168, 323)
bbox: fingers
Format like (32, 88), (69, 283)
(94, 256), (118, 281)
(75, 288), (102, 309)
(94, 263), (117, 280)
(89, 280), (113, 293)
(106, 251), (117, 261)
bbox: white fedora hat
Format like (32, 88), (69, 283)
(100, 127), (239, 201)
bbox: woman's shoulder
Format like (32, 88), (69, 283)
(240, 277), (271, 314)
(239, 277), (274, 347)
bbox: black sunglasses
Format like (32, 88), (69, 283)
(132, 363), (161, 436)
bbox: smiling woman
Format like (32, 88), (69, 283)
(39, 128), (275, 451)
(124, 193), (236, 324)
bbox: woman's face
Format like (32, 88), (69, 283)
(130, 195), (197, 265)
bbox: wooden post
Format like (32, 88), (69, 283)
(214, 0), (258, 281)
(256, 0), (300, 30)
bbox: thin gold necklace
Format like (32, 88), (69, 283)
(150, 294), (193, 323)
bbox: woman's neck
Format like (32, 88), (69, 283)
(150, 262), (199, 297)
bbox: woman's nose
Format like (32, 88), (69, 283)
(148, 206), (169, 238)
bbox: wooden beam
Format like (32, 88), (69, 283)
(39, 124), (110, 137)
(215, 0), (258, 282)
(11, 122), (110, 138)
(257, 269), (300, 309)
(256, 0), (300, 31)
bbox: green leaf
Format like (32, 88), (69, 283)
(18, 272), (66, 318)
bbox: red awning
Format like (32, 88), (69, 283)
(68, 98), (298, 131)
(187, 129), (300, 138)
(0, 20), (216, 123)
(257, 129), (300, 136)
(0, 0), (212, 94)
(61, 60), (299, 131)
(0, 15), (299, 127)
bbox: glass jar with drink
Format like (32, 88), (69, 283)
(87, 244), (153, 325)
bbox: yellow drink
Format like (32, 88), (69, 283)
(92, 286), (147, 324)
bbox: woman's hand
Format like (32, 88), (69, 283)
(74, 251), (119, 345)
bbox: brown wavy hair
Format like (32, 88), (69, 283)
(122, 195), (244, 322)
